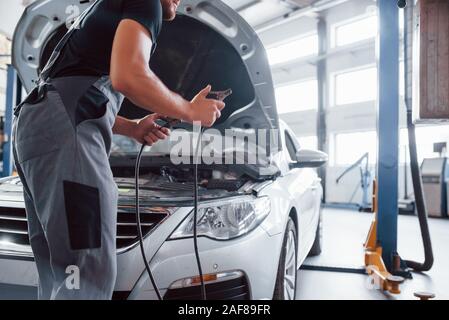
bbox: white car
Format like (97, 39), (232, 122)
(0, 0), (326, 300)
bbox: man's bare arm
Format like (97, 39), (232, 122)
(110, 19), (224, 127)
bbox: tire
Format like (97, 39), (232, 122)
(273, 217), (297, 300)
(308, 209), (322, 257)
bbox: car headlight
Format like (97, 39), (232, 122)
(169, 196), (270, 240)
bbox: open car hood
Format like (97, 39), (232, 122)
(12, 0), (280, 150)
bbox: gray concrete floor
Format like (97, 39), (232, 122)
(1, 207), (448, 300)
(297, 208), (449, 300)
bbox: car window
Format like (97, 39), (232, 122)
(285, 131), (298, 161)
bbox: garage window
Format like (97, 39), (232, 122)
(275, 79), (318, 114)
(334, 131), (377, 165)
(400, 126), (449, 164)
(332, 14), (378, 48)
(333, 67), (377, 106)
(267, 34), (318, 66)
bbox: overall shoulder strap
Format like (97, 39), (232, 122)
(39, 0), (101, 83)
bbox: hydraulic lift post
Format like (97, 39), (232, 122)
(364, 0), (404, 292)
(376, 0), (400, 272)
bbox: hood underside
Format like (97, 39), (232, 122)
(12, 0), (280, 150)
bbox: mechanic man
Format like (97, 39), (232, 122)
(12, 0), (225, 300)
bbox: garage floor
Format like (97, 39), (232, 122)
(298, 208), (449, 300)
(1, 207), (448, 300)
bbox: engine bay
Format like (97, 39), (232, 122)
(114, 165), (259, 205)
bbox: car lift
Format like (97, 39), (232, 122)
(303, 0), (434, 297)
(364, 180), (405, 294)
(364, 0), (408, 293)
(364, 0), (434, 295)
(322, 0), (415, 293)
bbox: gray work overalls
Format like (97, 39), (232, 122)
(12, 1), (147, 299)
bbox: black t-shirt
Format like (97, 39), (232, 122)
(51, 0), (163, 78)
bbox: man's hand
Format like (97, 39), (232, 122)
(187, 85), (226, 127)
(133, 114), (171, 145)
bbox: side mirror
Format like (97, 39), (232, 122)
(291, 149), (328, 169)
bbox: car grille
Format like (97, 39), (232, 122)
(164, 275), (250, 300)
(0, 205), (170, 250)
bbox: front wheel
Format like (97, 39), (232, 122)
(273, 218), (297, 300)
